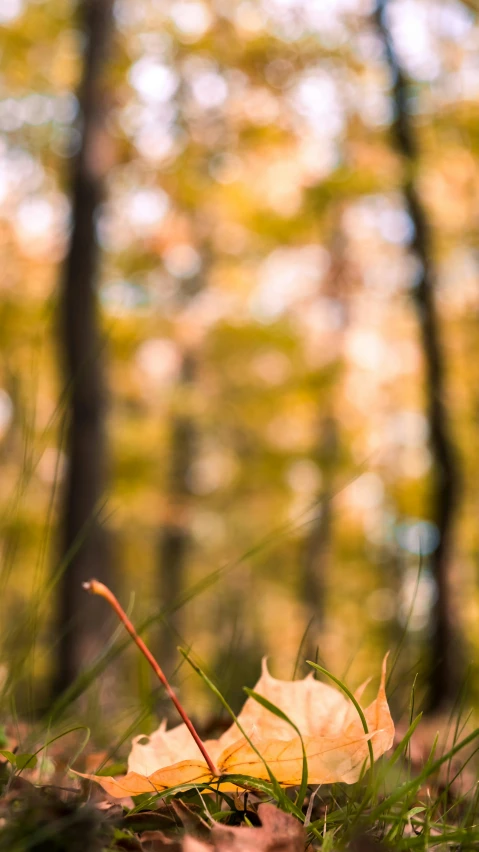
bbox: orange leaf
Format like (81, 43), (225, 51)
(80, 656), (394, 796)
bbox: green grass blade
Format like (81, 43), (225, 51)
(307, 661), (374, 775)
(178, 648), (290, 812)
(387, 713), (422, 768)
(368, 727), (479, 822)
(243, 687), (308, 811)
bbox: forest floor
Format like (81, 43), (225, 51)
(0, 707), (478, 852)
(1, 585), (477, 850)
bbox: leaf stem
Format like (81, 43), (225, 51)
(83, 579), (218, 776)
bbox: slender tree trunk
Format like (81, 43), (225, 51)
(374, 0), (461, 712)
(157, 244), (211, 675)
(301, 225), (350, 663)
(158, 349), (197, 675)
(53, 0), (115, 697)
(301, 415), (337, 662)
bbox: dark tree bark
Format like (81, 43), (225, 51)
(157, 349), (197, 676)
(374, 0), (462, 712)
(301, 415), (336, 659)
(53, 0), (115, 697)
(156, 241), (212, 675)
(301, 225), (351, 663)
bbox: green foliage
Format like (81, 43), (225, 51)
(0, 751), (38, 771)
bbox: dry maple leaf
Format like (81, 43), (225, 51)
(80, 655), (394, 797)
(210, 802), (304, 852)
(139, 803), (304, 852)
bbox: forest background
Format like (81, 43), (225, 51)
(0, 0), (479, 739)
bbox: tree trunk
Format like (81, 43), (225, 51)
(158, 350), (197, 676)
(374, 0), (461, 712)
(301, 415), (337, 663)
(300, 223), (352, 664)
(53, 0), (115, 697)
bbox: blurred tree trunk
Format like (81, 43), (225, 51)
(301, 225), (351, 663)
(374, 0), (462, 712)
(53, 0), (115, 697)
(301, 415), (337, 662)
(156, 243), (211, 675)
(157, 347), (197, 676)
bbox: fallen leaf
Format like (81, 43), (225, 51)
(139, 829), (184, 851)
(79, 656), (394, 796)
(141, 804), (303, 852)
(210, 803), (304, 852)
(182, 839), (211, 852)
(139, 833), (211, 852)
